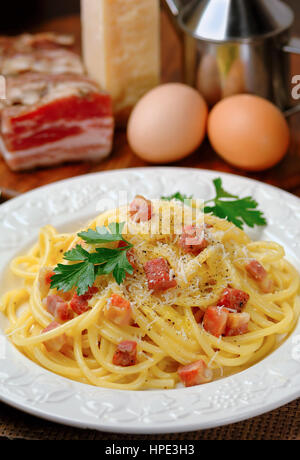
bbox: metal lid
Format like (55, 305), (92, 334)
(178, 0), (294, 42)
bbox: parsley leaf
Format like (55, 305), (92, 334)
(204, 178), (267, 229)
(50, 222), (134, 295)
(96, 250), (134, 285)
(63, 245), (91, 261)
(78, 222), (126, 245)
(161, 192), (193, 205)
(51, 260), (95, 296)
(160, 178), (267, 230)
(211, 178), (238, 199)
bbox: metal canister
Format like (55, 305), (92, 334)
(164, 0), (300, 112)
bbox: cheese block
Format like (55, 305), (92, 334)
(81, 0), (161, 122)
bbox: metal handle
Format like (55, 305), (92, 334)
(163, 0), (182, 16)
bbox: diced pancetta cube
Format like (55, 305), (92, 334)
(112, 340), (137, 367)
(144, 258), (177, 292)
(225, 312), (250, 337)
(82, 286), (99, 299)
(203, 306), (229, 337)
(45, 295), (73, 322)
(192, 307), (204, 323)
(246, 260), (267, 281)
(70, 286), (99, 316)
(178, 360), (213, 387)
(217, 287), (249, 312)
(178, 225), (209, 255)
(118, 241), (137, 270)
(129, 196), (153, 223)
(104, 294), (133, 326)
(42, 321), (68, 352)
(246, 260), (274, 293)
(70, 295), (90, 315)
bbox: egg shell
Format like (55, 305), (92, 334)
(127, 83), (208, 163)
(208, 94), (290, 171)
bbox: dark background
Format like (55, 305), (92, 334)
(0, 0), (80, 33)
(0, 0), (299, 34)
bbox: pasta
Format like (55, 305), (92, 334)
(1, 198), (299, 390)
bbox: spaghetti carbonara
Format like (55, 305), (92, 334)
(1, 197), (299, 390)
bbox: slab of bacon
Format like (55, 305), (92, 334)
(0, 73), (114, 171)
(0, 33), (114, 171)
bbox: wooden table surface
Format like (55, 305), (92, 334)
(0, 13), (300, 196)
(0, 12), (300, 441)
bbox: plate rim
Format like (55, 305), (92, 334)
(2, 166), (300, 209)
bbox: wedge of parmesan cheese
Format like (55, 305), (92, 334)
(81, 0), (161, 123)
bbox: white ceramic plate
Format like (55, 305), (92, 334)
(0, 167), (300, 434)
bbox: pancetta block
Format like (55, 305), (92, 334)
(0, 73), (114, 171)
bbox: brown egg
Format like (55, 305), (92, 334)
(208, 94), (290, 171)
(127, 83), (208, 163)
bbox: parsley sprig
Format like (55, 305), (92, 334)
(161, 178), (267, 230)
(161, 192), (193, 205)
(204, 178), (267, 229)
(50, 222), (134, 296)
